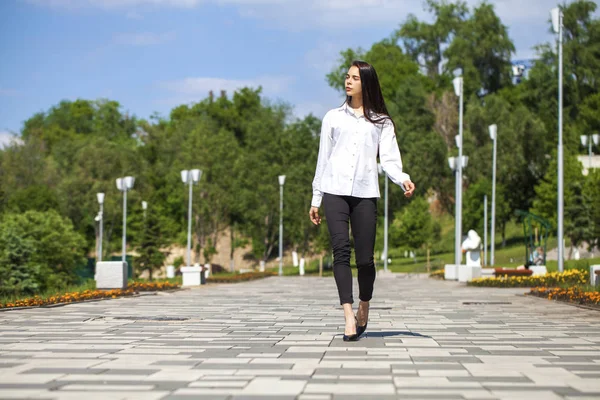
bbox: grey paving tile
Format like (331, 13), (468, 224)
(1, 275), (599, 399)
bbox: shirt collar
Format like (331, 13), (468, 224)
(339, 102), (364, 119)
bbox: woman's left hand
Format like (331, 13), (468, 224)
(403, 180), (415, 198)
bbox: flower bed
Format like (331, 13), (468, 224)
(429, 269), (445, 279)
(468, 269), (587, 288)
(0, 281), (180, 310)
(207, 271), (277, 283)
(528, 287), (600, 307)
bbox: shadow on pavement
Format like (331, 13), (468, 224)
(365, 331), (431, 338)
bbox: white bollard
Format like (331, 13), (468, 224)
(166, 265), (175, 278)
(299, 258), (305, 276)
(292, 251), (299, 267)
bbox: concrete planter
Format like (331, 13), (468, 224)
(181, 266), (204, 287)
(95, 261), (128, 290)
(458, 265), (482, 282)
(444, 264), (458, 280)
(529, 266), (547, 276)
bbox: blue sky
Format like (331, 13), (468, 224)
(0, 0), (561, 146)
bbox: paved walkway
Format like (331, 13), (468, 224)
(1, 274), (600, 400)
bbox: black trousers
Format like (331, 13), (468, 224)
(323, 193), (377, 305)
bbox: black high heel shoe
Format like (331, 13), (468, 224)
(343, 317), (359, 342)
(356, 303), (368, 337)
(356, 321), (368, 337)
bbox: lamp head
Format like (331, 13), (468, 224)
(448, 157), (456, 171)
(191, 169), (202, 183)
(125, 176), (135, 189)
(489, 124), (497, 140)
(550, 7), (561, 34)
(452, 76), (463, 97)
(97, 192), (105, 204)
(181, 170), (189, 183)
(278, 175), (286, 186)
(461, 155), (469, 168)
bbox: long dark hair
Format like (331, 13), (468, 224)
(345, 60), (394, 128)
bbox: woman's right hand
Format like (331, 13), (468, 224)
(309, 207), (321, 226)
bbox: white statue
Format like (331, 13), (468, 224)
(461, 229), (482, 267)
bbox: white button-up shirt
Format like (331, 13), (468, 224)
(311, 103), (410, 208)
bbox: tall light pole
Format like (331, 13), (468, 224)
(489, 124), (497, 266)
(453, 75), (465, 267)
(448, 155), (468, 268)
(377, 163), (389, 272)
(484, 194), (488, 266)
(181, 169), (202, 267)
(551, 7), (564, 272)
(278, 175), (286, 276)
(580, 134), (600, 169)
(96, 193), (104, 262)
(116, 176), (135, 263)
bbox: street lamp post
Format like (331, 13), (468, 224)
(453, 75), (465, 267)
(181, 169), (202, 267)
(448, 155), (468, 268)
(116, 176), (135, 263)
(377, 164), (389, 272)
(551, 7), (564, 272)
(484, 194), (488, 266)
(580, 134), (600, 168)
(278, 175), (286, 276)
(96, 193), (105, 262)
(489, 124), (497, 266)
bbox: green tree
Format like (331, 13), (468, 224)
(462, 178), (511, 246)
(444, 2), (515, 96)
(396, 0), (468, 81)
(532, 153), (589, 258)
(0, 210), (86, 294)
(583, 170), (600, 249)
(390, 197), (439, 253)
(134, 206), (167, 281)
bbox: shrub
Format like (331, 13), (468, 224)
(0, 210), (86, 296)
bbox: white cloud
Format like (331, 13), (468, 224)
(159, 75), (294, 98)
(27, 0), (560, 32)
(0, 131), (21, 148)
(113, 31), (176, 46)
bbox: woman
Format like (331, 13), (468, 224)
(309, 60), (415, 341)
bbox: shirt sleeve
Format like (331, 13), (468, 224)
(379, 119), (410, 191)
(311, 112), (333, 208)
